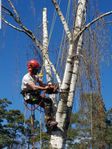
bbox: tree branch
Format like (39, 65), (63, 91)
(3, 3), (42, 48)
(2, 17), (24, 32)
(7, 0), (20, 19)
(5, 1), (34, 38)
(51, 0), (72, 42)
(2, 5), (14, 16)
(74, 11), (112, 42)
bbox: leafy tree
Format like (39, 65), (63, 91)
(0, 98), (25, 148)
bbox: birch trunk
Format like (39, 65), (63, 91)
(67, 0), (86, 118)
(52, 0), (72, 41)
(42, 8), (58, 108)
(67, 36), (83, 108)
(52, 0), (74, 91)
(43, 8), (52, 83)
(50, 0), (87, 148)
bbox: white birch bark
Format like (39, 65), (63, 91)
(67, 0), (86, 108)
(50, 0), (87, 148)
(67, 36), (83, 108)
(52, 0), (72, 41)
(43, 8), (61, 87)
(52, 0), (73, 90)
(51, 0), (74, 93)
(42, 8), (58, 108)
(43, 8), (52, 83)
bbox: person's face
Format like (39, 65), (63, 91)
(32, 67), (41, 75)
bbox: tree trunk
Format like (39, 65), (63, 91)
(66, 0), (87, 126)
(50, 0), (87, 148)
(43, 8), (52, 83)
(42, 8), (57, 109)
(52, 0), (72, 41)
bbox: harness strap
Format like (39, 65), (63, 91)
(21, 90), (43, 111)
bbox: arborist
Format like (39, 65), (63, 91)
(21, 59), (58, 131)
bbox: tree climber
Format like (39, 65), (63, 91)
(21, 59), (58, 131)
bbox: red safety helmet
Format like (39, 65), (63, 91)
(27, 59), (40, 69)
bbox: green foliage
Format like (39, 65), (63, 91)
(0, 98), (25, 148)
(0, 97), (111, 148)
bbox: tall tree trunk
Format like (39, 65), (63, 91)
(52, 0), (72, 41)
(42, 8), (57, 109)
(50, 0), (87, 148)
(67, 0), (86, 126)
(43, 8), (52, 83)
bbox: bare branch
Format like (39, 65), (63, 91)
(74, 11), (112, 42)
(104, 21), (112, 25)
(3, 4), (42, 48)
(2, 5), (14, 16)
(52, 0), (72, 41)
(6, 0), (33, 36)
(3, 1), (46, 54)
(7, 0), (20, 19)
(2, 5), (22, 27)
(2, 17), (24, 32)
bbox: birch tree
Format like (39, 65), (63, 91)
(1, 0), (112, 148)
(50, 1), (87, 148)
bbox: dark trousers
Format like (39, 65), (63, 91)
(25, 94), (54, 123)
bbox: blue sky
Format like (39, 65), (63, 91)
(0, 0), (112, 113)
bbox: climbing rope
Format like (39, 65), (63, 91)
(39, 107), (42, 149)
(30, 108), (35, 149)
(56, 0), (71, 70)
(48, 0), (62, 45)
(23, 101), (44, 148)
(24, 101), (44, 112)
